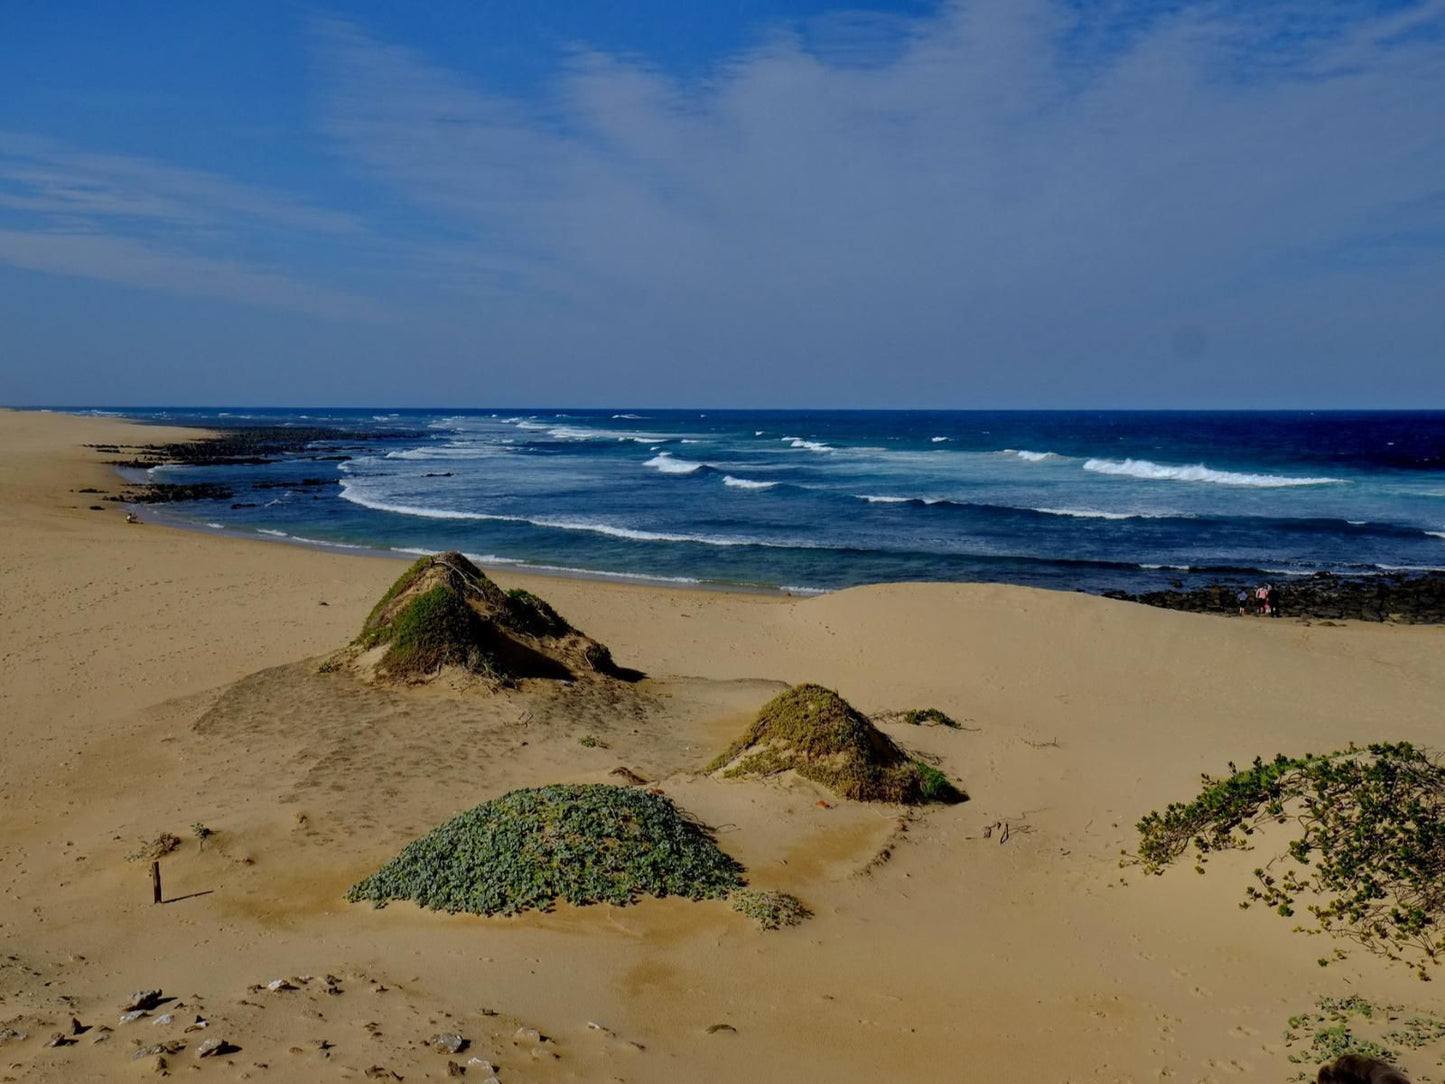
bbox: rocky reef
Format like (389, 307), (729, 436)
(1104, 571), (1445, 624)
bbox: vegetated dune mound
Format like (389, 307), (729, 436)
(706, 684), (965, 804)
(331, 551), (617, 686)
(347, 783), (743, 916)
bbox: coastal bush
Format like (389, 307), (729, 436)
(347, 784), (743, 916)
(1135, 742), (1445, 971)
(707, 684), (966, 804)
(730, 889), (811, 930)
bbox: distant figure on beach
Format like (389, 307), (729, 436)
(1237, 589), (1249, 616)
(125, 512), (140, 524)
(1256, 584), (1270, 616)
(1267, 583), (1281, 618)
(1317, 1053), (1412, 1083)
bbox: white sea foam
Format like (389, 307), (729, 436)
(1427, 531), (1445, 540)
(1008, 449), (1057, 462)
(754, 430), (765, 436)
(206, 522), (224, 529)
(645, 453), (703, 474)
(1082, 457), (1342, 487)
(781, 436), (833, 452)
(1139, 563), (1192, 571)
(931, 436), (951, 443)
(1034, 507), (1139, 520)
(723, 475), (776, 490)
(257, 528), (288, 537)
(611, 413), (644, 419)
(856, 494), (948, 505)
(341, 481), (792, 547)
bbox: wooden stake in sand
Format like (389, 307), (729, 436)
(151, 861), (162, 905)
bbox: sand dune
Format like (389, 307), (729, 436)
(1, 409), (1443, 1082)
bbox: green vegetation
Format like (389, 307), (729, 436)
(504, 588), (570, 638)
(730, 889), (811, 930)
(371, 585), (499, 681)
(1135, 742), (1445, 971)
(1281, 995), (1445, 1078)
(707, 684), (965, 804)
(347, 552), (615, 684)
(348, 784), (743, 916)
(902, 708), (961, 728)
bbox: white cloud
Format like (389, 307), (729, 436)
(310, 0), (1445, 401)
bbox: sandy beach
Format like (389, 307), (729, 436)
(2, 407), (1443, 1083)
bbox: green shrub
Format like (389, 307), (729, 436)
(1136, 742), (1445, 969)
(348, 784), (743, 916)
(730, 889), (810, 930)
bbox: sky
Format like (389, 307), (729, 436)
(0, 0), (1442, 408)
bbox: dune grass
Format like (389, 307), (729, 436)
(708, 684), (965, 804)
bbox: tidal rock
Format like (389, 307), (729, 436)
(266, 978), (297, 992)
(195, 1036), (228, 1057)
(0, 1027), (28, 1045)
(43, 1031), (70, 1048)
(152, 1013), (174, 1027)
(447, 1062), (465, 1078)
(513, 1026), (541, 1044)
(466, 1058), (496, 1073)
(119, 1010), (148, 1025)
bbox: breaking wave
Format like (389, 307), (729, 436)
(1082, 458), (1343, 487)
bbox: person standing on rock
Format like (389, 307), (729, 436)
(1267, 583), (1281, 618)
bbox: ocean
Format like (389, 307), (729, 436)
(87, 408), (1445, 595)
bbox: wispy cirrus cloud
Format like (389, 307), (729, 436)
(0, 131), (377, 318)
(310, 0), (1445, 399)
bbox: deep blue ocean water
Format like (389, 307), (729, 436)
(82, 408), (1445, 594)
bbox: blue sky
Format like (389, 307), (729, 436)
(1, 0), (1442, 407)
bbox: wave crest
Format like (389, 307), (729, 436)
(645, 453), (703, 474)
(1083, 457), (1342, 487)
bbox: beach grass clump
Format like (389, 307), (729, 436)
(372, 584), (500, 681)
(706, 684), (966, 805)
(348, 552), (615, 685)
(902, 708), (961, 728)
(730, 889), (811, 930)
(1135, 742), (1445, 971)
(503, 588), (570, 638)
(347, 784), (743, 916)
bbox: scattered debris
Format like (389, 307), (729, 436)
(122, 989), (164, 1011)
(706, 1023), (737, 1035)
(429, 1032), (467, 1055)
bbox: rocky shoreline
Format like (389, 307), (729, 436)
(1104, 570), (1445, 624)
(89, 425), (418, 505)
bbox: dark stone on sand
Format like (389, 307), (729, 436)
(108, 482), (233, 504)
(1104, 570), (1445, 624)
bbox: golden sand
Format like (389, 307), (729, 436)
(1, 408), (1442, 1081)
